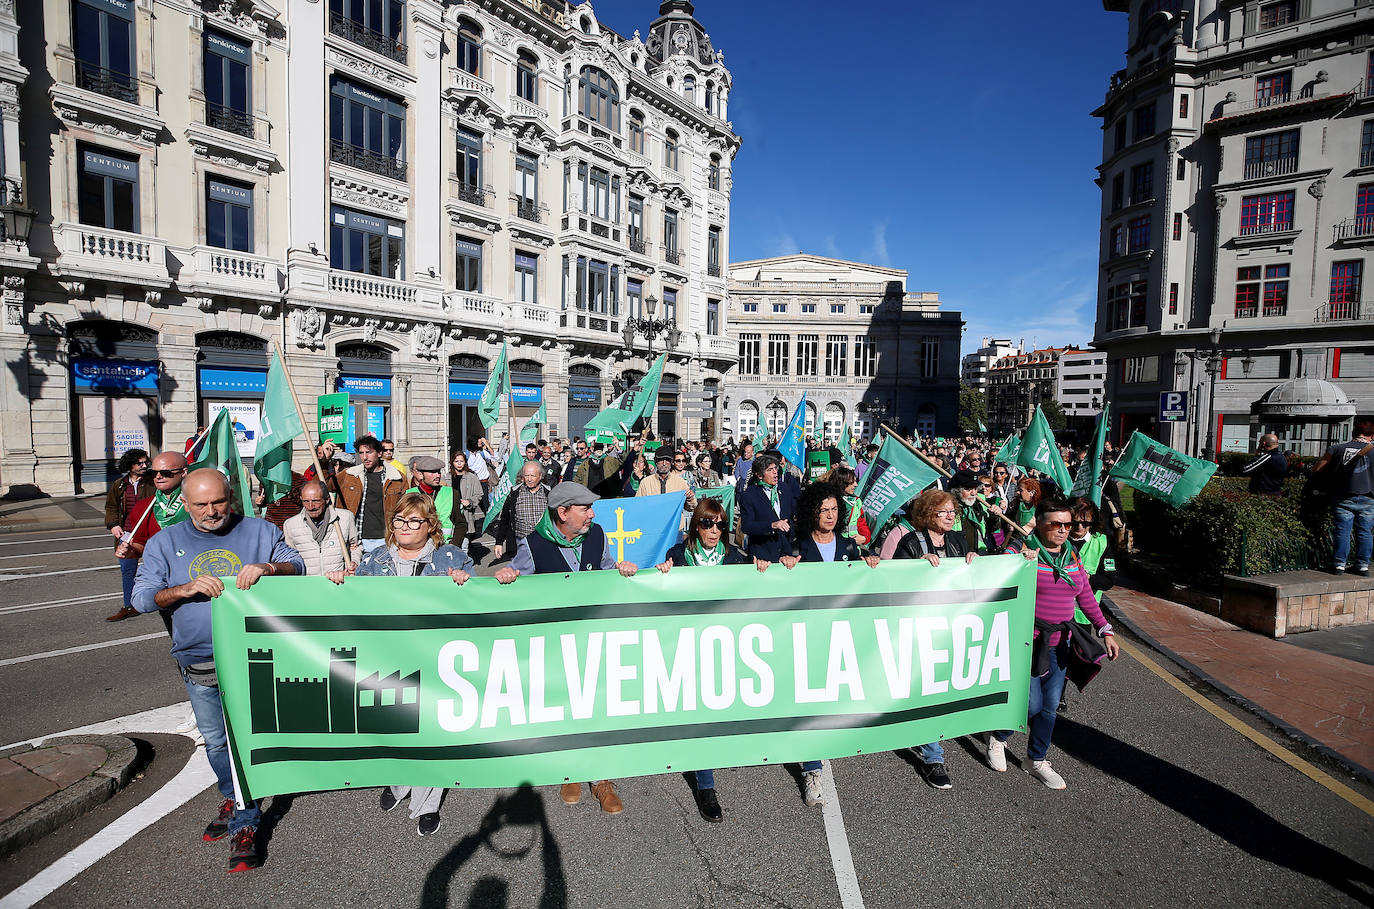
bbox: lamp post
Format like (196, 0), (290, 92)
(0, 179), (34, 246)
(1176, 325), (1255, 459)
(623, 294), (680, 434)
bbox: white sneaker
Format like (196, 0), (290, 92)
(985, 735), (1008, 772)
(802, 769), (824, 807)
(1028, 759), (1066, 790)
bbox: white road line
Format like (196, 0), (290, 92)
(0, 565), (118, 580)
(0, 632), (166, 667)
(0, 750), (215, 909)
(0, 593), (119, 617)
(0, 546), (109, 560)
(5, 701), (195, 751)
(0, 533), (108, 547)
(820, 760), (865, 909)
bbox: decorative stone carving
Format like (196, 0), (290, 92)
(58, 279), (86, 298)
(294, 306), (326, 348)
(414, 321), (441, 358)
(330, 174), (408, 216)
(362, 318), (379, 342)
(188, 138), (273, 175)
(1308, 177), (1325, 200)
(55, 107), (160, 146)
(325, 45), (411, 91)
(189, 295), (214, 312)
(257, 302), (276, 320)
(5, 302), (21, 327)
(143, 290), (162, 306)
(1215, 194), (1227, 212)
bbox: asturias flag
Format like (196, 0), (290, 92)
(252, 351), (304, 504)
(592, 491), (686, 568)
(777, 394), (807, 469)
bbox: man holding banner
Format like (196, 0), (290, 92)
(494, 482), (638, 814)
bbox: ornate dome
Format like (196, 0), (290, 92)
(1252, 378), (1356, 418)
(645, 0), (716, 68)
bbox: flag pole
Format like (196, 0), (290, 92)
(268, 341), (353, 572)
(878, 422), (1026, 538)
(120, 422), (216, 545)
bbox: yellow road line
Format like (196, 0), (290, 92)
(1120, 638), (1374, 818)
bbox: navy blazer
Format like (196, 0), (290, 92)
(664, 540), (751, 567)
(739, 481), (797, 562)
(796, 535), (864, 564)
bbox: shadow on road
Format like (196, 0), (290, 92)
(418, 783), (567, 909)
(1054, 718), (1374, 905)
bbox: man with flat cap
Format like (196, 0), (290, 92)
(494, 482), (638, 813)
(406, 455), (465, 544)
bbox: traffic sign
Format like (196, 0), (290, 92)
(1159, 390), (1188, 422)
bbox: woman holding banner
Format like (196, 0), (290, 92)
(828, 465), (870, 547)
(325, 491), (475, 836)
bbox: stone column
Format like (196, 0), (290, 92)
(0, 276), (37, 495)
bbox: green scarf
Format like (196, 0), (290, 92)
(843, 494), (862, 539)
(762, 480), (780, 514)
(685, 540), (726, 567)
(533, 511), (584, 549)
(1013, 500), (1036, 527)
(1024, 534), (1075, 585)
(152, 488), (187, 526)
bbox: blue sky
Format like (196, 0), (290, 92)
(586, 1), (1129, 354)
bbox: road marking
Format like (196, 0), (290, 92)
(0, 633), (165, 668)
(0, 592), (119, 617)
(0, 565), (117, 580)
(0, 532), (107, 547)
(0, 546), (110, 560)
(0, 750), (215, 909)
(4, 701), (195, 751)
(1122, 639), (1374, 818)
(819, 759), (865, 909)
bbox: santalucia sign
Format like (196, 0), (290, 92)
(214, 558), (1035, 798)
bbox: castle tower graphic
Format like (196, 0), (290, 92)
(248, 649), (278, 734)
(328, 647), (357, 734)
(244, 646), (419, 735)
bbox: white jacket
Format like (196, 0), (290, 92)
(282, 507), (360, 576)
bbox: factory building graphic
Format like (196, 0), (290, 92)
(247, 647), (421, 735)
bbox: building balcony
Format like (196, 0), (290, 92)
(628, 234), (649, 257)
(1262, 299), (1288, 317)
(560, 213), (622, 246)
(1207, 87), (1353, 131)
(329, 13), (407, 65)
(452, 181), (488, 208)
(509, 195), (543, 223)
(1334, 216), (1374, 244)
(177, 246), (281, 303)
(509, 301), (555, 332)
(205, 102), (254, 139)
(447, 290), (502, 329)
(509, 98), (547, 122)
(1238, 220), (1294, 237)
(330, 140), (407, 183)
(662, 245), (682, 266)
(707, 262), (722, 278)
(328, 269), (416, 309)
(50, 56), (164, 146)
(52, 223), (170, 288)
(74, 61), (137, 105)
(1315, 299), (1368, 323)
(1242, 157), (1298, 180)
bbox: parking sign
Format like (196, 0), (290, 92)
(1159, 390), (1188, 422)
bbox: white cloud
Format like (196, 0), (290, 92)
(865, 222), (891, 266)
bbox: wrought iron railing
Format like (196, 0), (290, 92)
(206, 102), (254, 138)
(330, 139), (407, 181)
(629, 235), (647, 255)
(75, 61), (137, 104)
(1242, 156), (1298, 180)
(1334, 216), (1374, 243)
(456, 183), (487, 206)
(1314, 299), (1366, 322)
(329, 12), (407, 64)
(663, 246), (682, 266)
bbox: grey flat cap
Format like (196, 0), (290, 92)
(413, 455), (445, 471)
(547, 482), (599, 509)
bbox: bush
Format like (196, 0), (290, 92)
(1214, 451), (1317, 479)
(1131, 475), (1331, 588)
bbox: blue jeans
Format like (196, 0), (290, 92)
(182, 669), (261, 835)
(995, 643), (1069, 762)
(118, 557), (139, 607)
(694, 769), (717, 789)
(800, 760), (821, 773)
(913, 741), (944, 764)
(1332, 495), (1374, 569)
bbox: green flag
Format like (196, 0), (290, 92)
(584, 353), (666, 434)
(477, 343), (509, 429)
(995, 433), (1021, 466)
(1017, 406), (1072, 493)
(854, 434), (941, 533)
(838, 424), (857, 469)
(977, 418), (988, 434)
(253, 351), (305, 504)
(753, 425), (768, 451)
(193, 407), (255, 516)
(1107, 431), (1218, 508)
(1070, 403), (1110, 507)
(695, 484), (736, 527)
(519, 402), (547, 443)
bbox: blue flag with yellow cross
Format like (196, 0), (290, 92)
(590, 491), (686, 568)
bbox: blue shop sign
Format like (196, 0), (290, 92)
(447, 381), (541, 404)
(199, 366), (267, 395)
(71, 358), (159, 393)
(339, 375), (392, 397)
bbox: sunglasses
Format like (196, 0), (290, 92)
(1042, 520), (1072, 530)
(697, 518), (724, 529)
(979, 484), (994, 490)
(1071, 520), (1092, 528)
(152, 468), (185, 478)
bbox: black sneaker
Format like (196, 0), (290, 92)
(921, 762), (953, 790)
(379, 789), (400, 812)
(694, 786), (723, 823)
(227, 827), (261, 873)
(1354, 566), (1370, 578)
(203, 797), (235, 841)
(417, 812), (441, 836)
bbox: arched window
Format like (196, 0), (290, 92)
(804, 401), (817, 438)
(664, 128), (679, 171)
(682, 74), (696, 102)
(823, 403), (845, 444)
(628, 110), (645, 154)
(737, 401), (759, 439)
(579, 66), (619, 131)
(709, 153), (721, 190)
(705, 80), (716, 115)
(516, 50), (538, 102)
(457, 19), (481, 76)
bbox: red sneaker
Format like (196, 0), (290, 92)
(227, 827), (261, 873)
(203, 798), (234, 841)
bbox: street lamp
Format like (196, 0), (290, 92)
(0, 179), (33, 245)
(1178, 325), (1255, 458)
(622, 294), (680, 434)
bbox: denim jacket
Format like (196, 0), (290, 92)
(354, 543), (474, 577)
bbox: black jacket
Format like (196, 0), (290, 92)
(740, 481), (798, 562)
(1242, 448), (1288, 494)
(795, 534), (864, 563)
(664, 540), (751, 567)
(892, 529), (971, 562)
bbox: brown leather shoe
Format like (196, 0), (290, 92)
(106, 606), (138, 622)
(559, 782), (581, 805)
(590, 780), (623, 814)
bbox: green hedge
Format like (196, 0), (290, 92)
(1214, 451), (1318, 479)
(1132, 476), (1331, 588)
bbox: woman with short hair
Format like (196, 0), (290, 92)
(1012, 477), (1042, 535)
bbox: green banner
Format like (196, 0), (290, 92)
(317, 392), (349, 445)
(478, 343), (509, 429)
(995, 433), (1020, 466)
(1017, 406), (1072, 492)
(253, 351), (305, 504)
(806, 450), (832, 481)
(695, 483), (736, 527)
(1070, 403), (1109, 507)
(855, 435), (941, 534)
(213, 558), (1034, 798)
(519, 402), (547, 443)
(585, 354), (666, 435)
(1107, 431), (1218, 508)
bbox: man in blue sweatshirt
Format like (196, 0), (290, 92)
(133, 468), (304, 873)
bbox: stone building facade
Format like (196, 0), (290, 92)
(986, 346), (1077, 436)
(2, 0), (739, 495)
(726, 254), (963, 445)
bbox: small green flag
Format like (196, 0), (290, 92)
(253, 351), (305, 504)
(1070, 403), (1110, 507)
(193, 407), (255, 516)
(1017, 406), (1072, 492)
(753, 425), (768, 451)
(995, 433), (1021, 465)
(977, 418), (988, 434)
(520, 402), (547, 443)
(1108, 431), (1218, 508)
(855, 435), (941, 534)
(838, 424), (857, 469)
(695, 484), (736, 528)
(478, 343), (509, 429)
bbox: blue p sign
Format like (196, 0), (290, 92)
(1159, 390), (1188, 422)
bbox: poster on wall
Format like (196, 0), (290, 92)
(207, 401), (262, 458)
(80, 397), (152, 461)
(317, 392), (349, 445)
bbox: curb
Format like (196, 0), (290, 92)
(0, 517), (106, 536)
(1102, 591), (1374, 787)
(0, 734), (142, 856)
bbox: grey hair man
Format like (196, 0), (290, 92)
(282, 479), (360, 575)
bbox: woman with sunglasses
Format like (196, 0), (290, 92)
(325, 491), (474, 836)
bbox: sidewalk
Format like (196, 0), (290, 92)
(1106, 583), (1374, 781)
(0, 736), (140, 855)
(0, 495), (106, 534)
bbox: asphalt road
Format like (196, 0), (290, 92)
(1, 525), (1372, 908)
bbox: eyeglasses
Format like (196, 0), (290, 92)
(934, 509), (958, 516)
(673, 459), (686, 464)
(697, 518), (724, 529)
(151, 468), (185, 479)
(1042, 520), (1072, 530)
(391, 516), (429, 529)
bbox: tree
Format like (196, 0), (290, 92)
(1042, 398), (1068, 431)
(958, 383), (987, 432)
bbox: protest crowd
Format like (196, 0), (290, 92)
(101, 350), (1374, 874)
